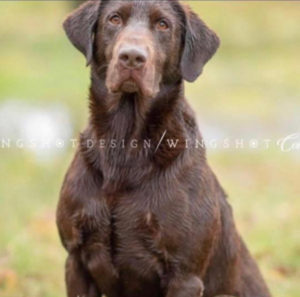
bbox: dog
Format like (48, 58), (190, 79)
(56, 1), (272, 297)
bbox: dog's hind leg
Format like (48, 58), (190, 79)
(66, 253), (100, 297)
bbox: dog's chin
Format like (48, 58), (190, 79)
(108, 79), (157, 98)
(120, 79), (139, 93)
(106, 66), (160, 98)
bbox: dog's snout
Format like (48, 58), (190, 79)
(118, 47), (147, 70)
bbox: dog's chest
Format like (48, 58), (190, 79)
(109, 194), (166, 269)
(112, 210), (165, 297)
(92, 190), (188, 297)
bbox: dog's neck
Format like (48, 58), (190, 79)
(89, 72), (184, 142)
(80, 71), (197, 191)
(79, 72), (203, 192)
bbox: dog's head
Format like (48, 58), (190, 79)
(63, 0), (220, 98)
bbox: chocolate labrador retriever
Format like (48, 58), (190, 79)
(56, 1), (271, 297)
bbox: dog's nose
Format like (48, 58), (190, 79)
(118, 47), (147, 70)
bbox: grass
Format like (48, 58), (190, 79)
(0, 1), (299, 297)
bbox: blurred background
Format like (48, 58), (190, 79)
(0, 1), (299, 297)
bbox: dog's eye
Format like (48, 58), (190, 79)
(109, 14), (122, 26)
(156, 19), (169, 31)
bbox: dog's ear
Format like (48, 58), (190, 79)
(63, 0), (101, 65)
(181, 7), (220, 82)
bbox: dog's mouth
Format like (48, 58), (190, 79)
(118, 69), (142, 93)
(108, 68), (145, 95)
(106, 58), (160, 98)
(120, 78), (139, 93)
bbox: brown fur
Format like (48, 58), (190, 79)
(57, 1), (271, 297)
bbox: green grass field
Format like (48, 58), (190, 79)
(0, 2), (299, 297)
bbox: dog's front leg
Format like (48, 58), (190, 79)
(166, 275), (204, 297)
(66, 252), (100, 297)
(81, 242), (119, 297)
